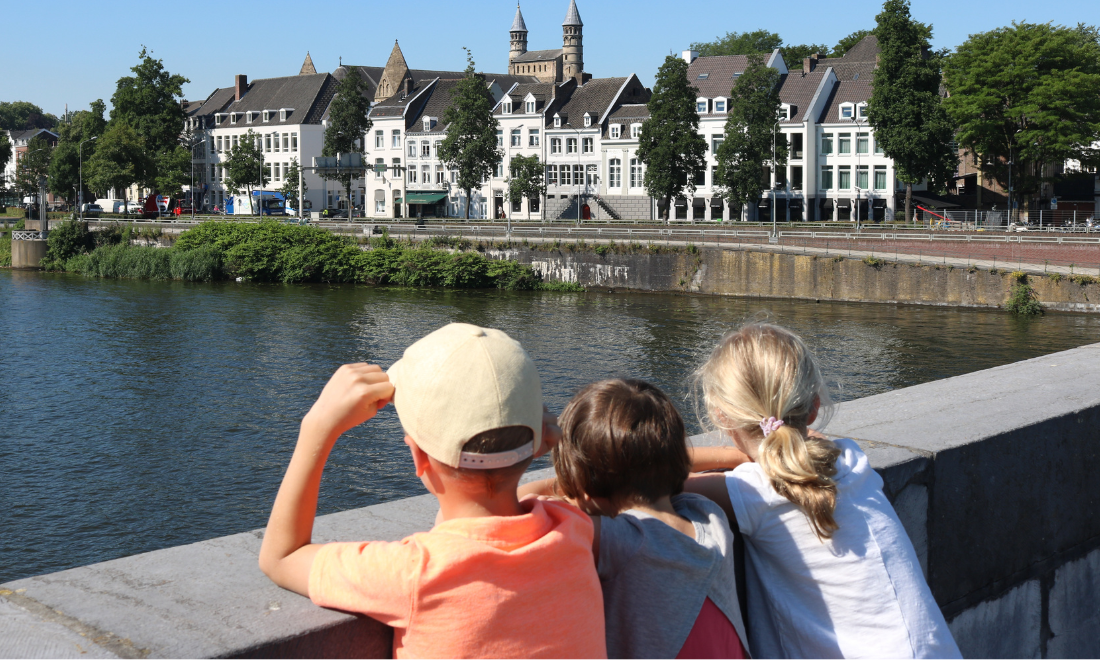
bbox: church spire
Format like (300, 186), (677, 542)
(299, 51), (316, 75)
(563, 0), (582, 27)
(511, 3), (527, 32)
(510, 3), (529, 64)
(378, 40), (412, 100)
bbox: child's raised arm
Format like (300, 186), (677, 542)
(689, 445), (751, 472)
(259, 364), (394, 596)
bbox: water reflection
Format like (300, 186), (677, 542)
(1, 270), (1097, 582)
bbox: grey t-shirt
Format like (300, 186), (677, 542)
(598, 493), (749, 659)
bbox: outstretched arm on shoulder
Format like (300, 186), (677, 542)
(683, 473), (736, 523)
(259, 364), (394, 596)
(689, 445), (751, 472)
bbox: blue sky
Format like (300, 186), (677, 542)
(7, 0), (1099, 118)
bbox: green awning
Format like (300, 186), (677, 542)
(406, 192), (448, 204)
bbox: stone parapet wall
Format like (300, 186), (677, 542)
(2, 346), (1099, 658)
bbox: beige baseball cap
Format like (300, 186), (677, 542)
(387, 323), (543, 469)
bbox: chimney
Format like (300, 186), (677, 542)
(803, 54), (819, 74)
(235, 75), (247, 102)
(682, 50), (699, 64)
(403, 78), (413, 96)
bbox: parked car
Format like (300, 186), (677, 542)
(125, 201), (143, 213)
(82, 203), (103, 218)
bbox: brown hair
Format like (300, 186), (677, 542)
(554, 379), (690, 508)
(439, 426), (535, 495)
(695, 323), (842, 539)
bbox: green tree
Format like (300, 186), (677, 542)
(690, 29), (783, 57)
(281, 158), (307, 214)
(49, 100), (107, 203)
(0, 131), (11, 191)
(439, 50), (501, 220)
(868, 0), (957, 223)
(14, 135), (53, 201)
(0, 101), (59, 130)
(322, 70), (373, 213)
(714, 54), (788, 221)
(783, 44), (833, 64)
(637, 54), (708, 221)
(109, 47), (190, 157)
(224, 130), (268, 214)
(505, 154), (547, 221)
(155, 146), (192, 196)
(943, 22), (1100, 212)
(87, 122), (151, 206)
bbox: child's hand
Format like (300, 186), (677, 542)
(304, 364), (395, 440)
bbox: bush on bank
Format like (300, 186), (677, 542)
(43, 220), (568, 291)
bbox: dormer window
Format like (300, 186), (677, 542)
(279, 108), (292, 121)
(583, 113), (592, 127)
(840, 104), (854, 120)
(215, 114), (224, 126)
(526, 100), (536, 114)
(610, 125), (621, 139)
(502, 101), (512, 114)
(714, 98), (726, 113)
(230, 113), (237, 125)
(778, 105), (790, 121)
(263, 110), (271, 122)
(857, 103), (868, 118)
(554, 114), (562, 128)
(246, 111), (253, 124)
(697, 99), (708, 114)
(631, 123), (642, 138)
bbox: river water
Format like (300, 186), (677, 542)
(2, 269), (1098, 583)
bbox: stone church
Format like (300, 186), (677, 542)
(507, 0), (591, 85)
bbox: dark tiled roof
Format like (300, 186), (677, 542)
(843, 34), (880, 62)
(369, 80), (436, 118)
(496, 82), (556, 114)
(819, 79), (873, 123)
(8, 128), (58, 142)
(194, 73), (338, 126)
(554, 77), (629, 126)
(182, 100), (204, 116)
(511, 49), (562, 63)
(686, 55), (754, 98)
(607, 104), (650, 121)
(405, 79), (463, 133)
(777, 69), (828, 124)
(816, 35), (879, 82)
(486, 74), (542, 89)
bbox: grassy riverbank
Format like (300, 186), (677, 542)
(40, 220), (583, 291)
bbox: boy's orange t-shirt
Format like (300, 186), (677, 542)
(309, 497), (607, 659)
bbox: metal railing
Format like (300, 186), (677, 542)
(12, 231), (47, 240)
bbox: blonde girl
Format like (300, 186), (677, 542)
(686, 323), (961, 659)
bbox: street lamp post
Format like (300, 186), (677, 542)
(78, 136), (97, 222)
(771, 120), (780, 237)
(854, 117), (864, 232)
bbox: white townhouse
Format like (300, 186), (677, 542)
(491, 80), (561, 220)
(188, 70), (336, 214)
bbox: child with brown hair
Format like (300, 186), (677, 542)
(259, 323), (606, 658)
(686, 323), (960, 658)
(522, 378), (749, 659)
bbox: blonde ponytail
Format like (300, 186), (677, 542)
(694, 323), (842, 539)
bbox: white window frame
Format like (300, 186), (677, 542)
(529, 129), (540, 147)
(631, 123), (641, 138)
(583, 113), (592, 127)
(553, 114), (562, 128)
(263, 110), (271, 122)
(567, 138), (577, 154)
(714, 98), (727, 113)
(511, 129), (521, 147)
(502, 101), (512, 114)
(696, 98), (708, 114)
(392, 130), (401, 148)
(840, 104), (854, 120)
(551, 137), (562, 154)
(408, 141), (417, 158)
(525, 100), (536, 114)
(230, 113), (237, 125)
(608, 158), (622, 189)
(375, 130), (384, 149)
(582, 137), (593, 154)
(610, 125), (621, 139)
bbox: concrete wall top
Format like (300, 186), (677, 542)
(3, 343), (1099, 658)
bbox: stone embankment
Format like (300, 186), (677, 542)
(2, 344), (1099, 657)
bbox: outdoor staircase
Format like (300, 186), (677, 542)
(595, 196), (621, 220)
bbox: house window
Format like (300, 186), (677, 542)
(436, 165), (445, 184)
(210, 164), (216, 181)
(778, 106), (788, 121)
(874, 165), (887, 190)
(858, 104), (868, 118)
(838, 165), (851, 190)
(792, 133), (804, 159)
(715, 100), (726, 113)
(712, 136), (724, 153)
(792, 166), (803, 190)
(274, 163), (281, 181)
(232, 135), (238, 150)
(529, 129), (539, 146)
(494, 161), (503, 178)
(421, 142), (430, 157)
(856, 165), (869, 190)
(375, 158), (384, 179)
(408, 166), (417, 184)
(450, 170), (457, 183)
(558, 165), (570, 186)
(608, 159), (621, 189)
(838, 133), (851, 155)
(434, 141), (441, 158)
(230, 113), (237, 125)
(631, 124), (641, 138)
(551, 137), (562, 154)
(610, 125), (620, 139)
(280, 109), (287, 121)
(209, 137), (215, 155)
(547, 164), (558, 185)
(554, 115), (561, 128)
(216, 136), (223, 152)
(820, 166), (834, 190)
(821, 133), (833, 155)
(530, 196), (540, 212)
(630, 159), (642, 188)
(526, 101), (535, 113)
(583, 115), (592, 127)
(511, 129), (521, 147)
(392, 157), (401, 176)
(376, 194), (386, 213)
(856, 133), (869, 154)
(215, 115), (222, 126)
(512, 197), (522, 213)
(567, 138), (577, 154)
(694, 167), (706, 187)
(265, 134), (272, 152)
(840, 105), (853, 119)
(582, 137), (593, 154)
(586, 165), (597, 186)
(263, 110), (271, 122)
(874, 138), (884, 155)
(291, 133), (298, 152)
(392, 130), (401, 148)
(421, 164), (430, 182)
(273, 134), (280, 153)
(502, 102), (512, 114)
(375, 130), (384, 148)
(496, 130), (504, 147)
(697, 100), (707, 113)
(408, 141), (417, 158)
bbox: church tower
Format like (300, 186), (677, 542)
(562, 0), (584, 81)
(509, 4), (528, 64)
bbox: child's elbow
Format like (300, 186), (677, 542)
(258, 552), (280, 581)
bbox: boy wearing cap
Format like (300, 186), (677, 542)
(259, 323), (607, 659)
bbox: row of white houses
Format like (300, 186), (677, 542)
(184, 1), (919, 221)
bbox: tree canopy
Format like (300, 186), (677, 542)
(0, 132), (11, 189)
(714, 54), (787, 218)
(49, 100), (107, 201)
(14, 135), (53, 199)
(87, 122), (151, 202)
(0, 101), (59, 131)
(943, 22), (1100, 207)
(637, 55), (708, 220)
(506, 154), (546, 220)
(281, 159), (307, 213)
(868, 0), (957, 222)
(690, 29), (783, 56)
(109, 47), (190, 156)
(322, 70), (373, 210)
(439, 51), (501, 220)
(224, 130), (268, 214)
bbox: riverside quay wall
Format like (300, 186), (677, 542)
(501, 246), (1100, 313)
(3, 344), (1100, 658)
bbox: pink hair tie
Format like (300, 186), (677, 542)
(760, 417), (785, 436)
